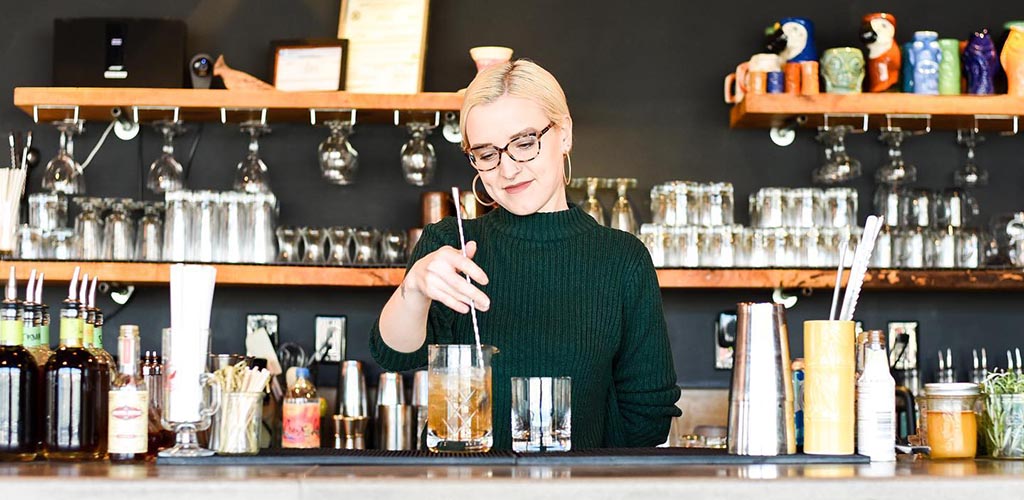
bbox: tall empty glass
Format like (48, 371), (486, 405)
(250, 193), (277, 264)
(220, 192), (248, 263)
(73, 198), (105, 260)
(163, 191), (191, 262)
(190, 192), (221, 262)
(159, 328), (222, 458)
(427, 344), (496, 453)
(511, 377), (571, 452)
(102, 199), (135, 261)
(136, 203), (164, 262)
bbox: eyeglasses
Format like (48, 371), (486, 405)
(466, 122), (554, 173)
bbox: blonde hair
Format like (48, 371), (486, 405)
(460, 59), (571, 151)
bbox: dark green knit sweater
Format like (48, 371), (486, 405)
(369, 204), (681, 449)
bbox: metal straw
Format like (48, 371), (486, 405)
(450, 187), (483, 363)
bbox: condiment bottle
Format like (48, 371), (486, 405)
(108, 325), (148, 463)
(856, 330), (896, 461)
(282, 367), (320, 448)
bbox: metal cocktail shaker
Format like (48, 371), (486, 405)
(727, 302), (796, 456)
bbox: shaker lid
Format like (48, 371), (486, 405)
(925, 382), (979, 396)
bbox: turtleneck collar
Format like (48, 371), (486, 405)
(484, 203), (599, 241)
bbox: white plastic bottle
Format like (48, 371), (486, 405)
(856, 330), (896, 461)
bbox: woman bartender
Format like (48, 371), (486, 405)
(370, 59), (681, 449)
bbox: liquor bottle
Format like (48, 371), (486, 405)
(22, 270), (49, 368)
(78, 275), (110, 457)
(108, 325), (148, 463)
(36, 272), (51, 355)
(142, 351), (173, 457)
(87, 276), (114, 366)
(0, 267), (39, 461)
(282, 367), (320, 448)
(43, 267), (106, 461)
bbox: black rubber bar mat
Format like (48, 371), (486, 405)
(157, 447), (869, 466)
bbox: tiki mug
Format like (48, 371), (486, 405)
(938, 39), (962, 95)
(765, 17), (819, 63)
(909, 31), (941, 95)
(860, 13), (901, 92)
(1001, 26), (1024, 96)
(964, 29), (998, 95)
(821, 47), (865, 94)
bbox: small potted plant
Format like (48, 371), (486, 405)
(980, 370), (1024, 459)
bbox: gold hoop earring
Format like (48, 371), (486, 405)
(472, 173), (497, 207)
(564, 153), (572, 186)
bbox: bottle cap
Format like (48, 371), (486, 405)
(120, 324), (140, 336)
(295, 367), (311, 379)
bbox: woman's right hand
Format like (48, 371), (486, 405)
(403, 241), (490, 314)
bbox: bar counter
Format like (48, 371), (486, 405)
(2, 459), (1022, 499)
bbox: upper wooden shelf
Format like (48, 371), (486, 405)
(13, 87), (464, 124)
(729, 93), (1024, 131)
(6, 261), (1024, 290)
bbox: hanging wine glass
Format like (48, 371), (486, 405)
(148, 120), (185, 194)
(812, 126), (862, 185)
(876, 128), (917, 185)
(954, 129), (989, 188)
(401, 122), (436, 186)
(234, 122), (272, 194)
(319, 120), (359, 185)
(42, 120), (85, 194)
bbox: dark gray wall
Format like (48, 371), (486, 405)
(5, 0), (1024, 389)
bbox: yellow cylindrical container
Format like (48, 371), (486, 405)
(803, 320), (855, 455)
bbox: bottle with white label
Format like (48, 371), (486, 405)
(856, 330), (896, 462)
(108, 325), (149, 463)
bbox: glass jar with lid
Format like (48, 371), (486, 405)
(918, 382), (980, 459)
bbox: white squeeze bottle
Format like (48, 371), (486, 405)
(856, 330), (896, 461)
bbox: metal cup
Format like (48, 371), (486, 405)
(727, 302), (796, 456)
(376, 372), (405, 407)
(412, 370), (428, 450)
(376, 404), (414, 450)
(337, 360), (368, 417)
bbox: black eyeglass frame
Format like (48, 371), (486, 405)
(465, 122), (555, 173)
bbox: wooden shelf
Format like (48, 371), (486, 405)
(6, 261), (1024, 290)
(13, 87), (464, 124)
(729, 93), (1024, 131)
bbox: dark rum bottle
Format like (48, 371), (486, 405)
(43, 268), (105, 461)
(0, 267), (38, 461)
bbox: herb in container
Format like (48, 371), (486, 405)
(981, 371), (1024, 459)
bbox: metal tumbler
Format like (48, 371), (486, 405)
(727, 302), (796, 456)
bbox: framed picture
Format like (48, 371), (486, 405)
(271, 38), (348, 91)
(336, 0), (429, 93)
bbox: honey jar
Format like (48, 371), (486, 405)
(919, 383), (980, 459)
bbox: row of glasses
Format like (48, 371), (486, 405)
(749, 187), (858, 228)
(20, 197), (164, 261)
(163, 190), (277, 263)
(639, 224), (862, 268)
(275, 227), (408, 266)
(875, 225), (982, 269)
(874, 186), (980, 229)
(649, 181), (734, 228)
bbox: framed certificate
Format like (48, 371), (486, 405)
(271, 39), (348, 92)
(337, 0), (429, 93)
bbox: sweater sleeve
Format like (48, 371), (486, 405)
(369, 220), (457, 372)
(606, 241), (682, 447)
